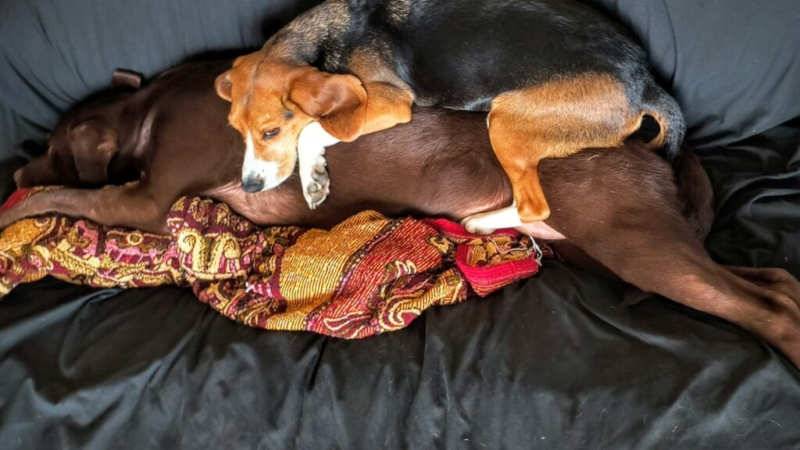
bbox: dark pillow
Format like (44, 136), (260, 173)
(0, 0), (321, 161)
(585, 0), (800, 148)
(0, 0), (798, 161)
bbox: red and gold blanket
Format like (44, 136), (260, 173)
(0, 189), (544, 338)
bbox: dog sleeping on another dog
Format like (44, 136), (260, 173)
(214, 0), (685, 234)
(3, 60), (800, 367)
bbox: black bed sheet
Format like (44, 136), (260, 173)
(1, 0), (800, 449)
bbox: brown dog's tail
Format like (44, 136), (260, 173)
(673, 146), (715, 241)
(641, 78), (686, 163)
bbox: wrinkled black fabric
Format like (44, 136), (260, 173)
(585, 0), (800, 148)
(0, 0), (322, 160)
(2, 253), (800, 448)
(699, 121), (800, 272)
(1, 1), (800, 449)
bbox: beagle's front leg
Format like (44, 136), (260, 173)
(298, 81), (413, 210)
(298, 122), (339, 210)
(360, 81), (414, 135)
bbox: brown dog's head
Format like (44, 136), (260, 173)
(215, 51), (367, 193)
(14, 116), (120, 189)
(15, 71), (142, 189)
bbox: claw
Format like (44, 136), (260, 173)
(302, 157), (330, 210)
(311, 167), (328, 184)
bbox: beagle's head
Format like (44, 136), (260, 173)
(216, 51), (368, 193)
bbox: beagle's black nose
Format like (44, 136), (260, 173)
(241, 177), (265, 193)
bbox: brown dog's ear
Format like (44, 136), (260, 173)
(112, 69), (143, 90)
(70, 121), (118, 184)
(289, 68), (367, 142)
(215, 71), (233, 102)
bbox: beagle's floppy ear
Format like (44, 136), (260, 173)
(70, 120), (118, 184)
(289, 68), (367, 142)
(215, 71), (233, 102)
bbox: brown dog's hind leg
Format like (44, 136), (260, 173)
(598, 234), (800, 366)
(473, 74), (644, 232)
(0, 181), (171, 234)
(541, 147), (800, 366)
(568, 196), (800, 357)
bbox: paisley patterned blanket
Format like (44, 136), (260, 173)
(0, 189), (544, 338)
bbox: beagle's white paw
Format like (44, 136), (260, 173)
(303, 154), (330, 210)
(298, 122), (339, 210)
(461, 204), (524, 235)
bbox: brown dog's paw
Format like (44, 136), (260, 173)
(725, 266), (800, 305)
(726, 266), (800, 367)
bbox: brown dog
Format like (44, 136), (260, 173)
(4, 61), (799, 367)
(214, 0), (685, 234)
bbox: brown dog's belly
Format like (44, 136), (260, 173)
(205, 180), (315, 227)
(206, 109), (569, 238)
(205, 109), (518, 230)
(206, 172), (519, 232)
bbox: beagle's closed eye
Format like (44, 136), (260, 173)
(262, 128), (280, 140)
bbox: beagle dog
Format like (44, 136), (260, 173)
(215, 0), (685, 234)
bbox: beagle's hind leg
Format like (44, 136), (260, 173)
(461, 204), (524, 235)
(483, 74), (644, 228)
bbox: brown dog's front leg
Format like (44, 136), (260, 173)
(0, 182), (170, 234)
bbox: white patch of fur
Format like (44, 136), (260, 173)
(461, 203), (524, 235)
(242, 131), (280, 191)
(299, 121), (340, 149)
(297, 122), (339, 209)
